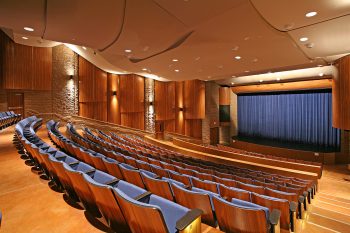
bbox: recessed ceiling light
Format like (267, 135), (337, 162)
(82, 46), (87, 50)
(24, 27), (34, 32)
(232, 75), (236, 78)
(124, 49), (132, 53)
(319, 73), (324, 76)
(317, 65), (323, 67)
(306, 11), (317, 18)
(175, 69), (180, 72)
(299, 37), (308, 42)
(259, 80), (263, 83)
(142, 68), (148, 71)
(22, 36), (28, 40)
(245, 70), (249, 73)
(231, 82), (235, 85)
(276, 77), (281, 81)
(172, 59), (178, 62)
(235, 56), (241, 60)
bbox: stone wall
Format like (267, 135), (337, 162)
(52, 45), (79, 117)
(144, 78), (155, 133)
(202, 81), (220, 144)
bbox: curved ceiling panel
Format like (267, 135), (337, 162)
(251, 0), (350, 31)
(288, 15), (350, 58)
(101, 0), (189, 64)
(128, 1), (310, 81)
(152, 0), (242, 27)
(0, 0), (46, 37)
(44, 0), (125, 49)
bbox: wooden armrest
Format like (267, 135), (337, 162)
(289, 201), (297, 213)
(104, 178), (119, 186)
(289, 202), (298, 233)
(176, 209), (203, 232)
(269, 209), (281, 226)
(134, 191), (152, 202)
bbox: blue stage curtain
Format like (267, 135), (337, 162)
(238, 90), (340, 148)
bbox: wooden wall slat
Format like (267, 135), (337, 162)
(333, 56), (350, 129)
(78, 56), (95, 102)
(175, 81), (185, 135)
(32, 47), (52, 90)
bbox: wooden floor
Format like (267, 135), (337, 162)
(1, 126), (350, 232)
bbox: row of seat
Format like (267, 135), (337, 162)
(15, 117), (203, 233)
(83, 125), (315, 206)
(52, 120), (285, 233)
(0, 111), (21, 130)
(66, 124), (304, 232)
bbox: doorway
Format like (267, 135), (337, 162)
(7, 92), (24, 117)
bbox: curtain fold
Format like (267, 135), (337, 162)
(237, 90), (340, 148)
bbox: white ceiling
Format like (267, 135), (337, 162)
(0, 0), (349, 84)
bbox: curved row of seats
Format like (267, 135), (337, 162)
(0, 111), (21, 130)
(15, 117), (203, 233)
(54, 121), (286, 233)
(85, 126), (315, 204)
(65, 123), (309, 232)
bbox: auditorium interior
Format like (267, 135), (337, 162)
(1, 1), (350, 233)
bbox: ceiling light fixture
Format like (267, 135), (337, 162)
(172, 59), (178, 62)
(231, 82), (234, 85)
(319, 73), (324, 77)
(259, 80), (263, 83)
(22, 36), (28, 40)
(306, 11), (317, 18)
(82, 46), (87, 50)
(142, 68), (148, 71)
(276, 77), (281, 81)
(299, 37), (308, 42)
(232, 75), (236, 78)
(245, 70), (249, 73)
(175, 69), (180, 72)
(124, 49), (132, 53)
(24, 27), (34, 32)
(235, 56), (241, 60)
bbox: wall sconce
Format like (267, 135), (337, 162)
(112, 91), (117, 96)
(149, 101), (153, 106)
(179, 107), (184, 112)
(69, 75), (74, 80)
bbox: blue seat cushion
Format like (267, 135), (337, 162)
(116, 180), (146, 199)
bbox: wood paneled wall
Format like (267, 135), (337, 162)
(0, 31), (52, 90)
(154, 79), (205, 139)
(119, 74), (145, 130)
(107, 73), (120, 124)
(78, 56), (107, 121)
(333, 55), (350, 130)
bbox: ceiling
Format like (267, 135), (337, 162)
(0, 0), (349, 84)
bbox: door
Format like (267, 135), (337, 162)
(7, 92), (24, 117)
(210, 127), (219, 145)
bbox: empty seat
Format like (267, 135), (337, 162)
(191, 177), (219, 194)
(102, 157), (124, 180)
(141, 172), (174, 201)
(84, 175), (147, 233)
(219, 184), (251, 202)
(213, 196), (281, 233)
(113, 188), (202, 233)
(237, 181), (265, 195)
(251, 192), (297, 232)
(171, 183), (217, 227)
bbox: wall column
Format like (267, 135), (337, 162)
(145, 78), (155, 133)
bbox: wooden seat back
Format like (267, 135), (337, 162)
(142, 173), (174, 201)
(219, 184), (251, 202)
